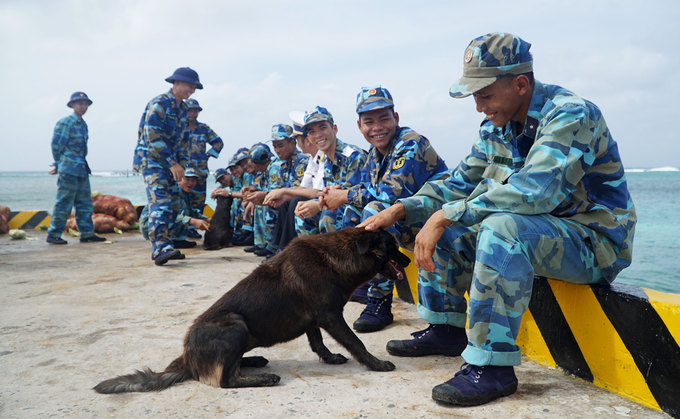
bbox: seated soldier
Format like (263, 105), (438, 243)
(319, 85), (448, 333)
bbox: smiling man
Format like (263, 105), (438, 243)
(133, 67), (202, 265)
(319, 86), (448, 333)
(293, 106), (367, 237)
(359, 33), (636, 406)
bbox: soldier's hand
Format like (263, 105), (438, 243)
(48, 164), (57, 175)
(358, 203), (405, 231)
(170, 163), (184, 182)
(413, 210), (451, 273)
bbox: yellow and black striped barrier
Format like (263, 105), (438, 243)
(394, 248), (680, 417)
(8, 211), (51, 230)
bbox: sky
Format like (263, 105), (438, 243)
(1, 0), (678, 173)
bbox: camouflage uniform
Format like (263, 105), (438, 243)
(47, 104), (96, 239)
(132, 89), (190, 259)
(186, 118), (223, 214)
(344, 125), (448, 297)
(399, 33), (636, 367)
(248, 143), (277, 250)
(139, 186), (207, 240)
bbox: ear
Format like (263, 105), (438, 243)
(355, 234), (372, 255)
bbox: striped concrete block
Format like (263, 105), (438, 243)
(394, 248), (680, 417)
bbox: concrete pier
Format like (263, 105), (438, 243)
(0, 232), (670, 418)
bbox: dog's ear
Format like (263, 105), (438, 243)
(355, 233), (372, 255)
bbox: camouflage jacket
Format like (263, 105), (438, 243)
(400, 81), (636, 269)
(51, 113), (89, 177)
(319, 139), (367, 188)
(346, 126), (448, 208)
(270, 150), (309, 189)
(132, 89), (189, 173)
(186, 121), (224, 178)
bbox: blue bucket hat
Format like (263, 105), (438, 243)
(184, 168), (199, 178)
(214, 168), (229, 182)
(270, 124), (294, 142)
(228, 147), (250, 168)
(303, 106), (334, 129)
(249, 142), (272, 164)
(67, 91), (92, 108)
(185, 98), (203, 111)
(356, 85), (394, 114)
(165, 67), (203, 89)
(449, 32), (533, 98)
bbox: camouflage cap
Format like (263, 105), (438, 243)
(449, 32), (533, 98)
(184, 168), (199, 178)
(303, 106), (334, 129)
(185, 98), (202, 111)
(270, 124), (294, 142)
(214, 168), (229, 182)
(227, 147), (250, 168)
(355, 85), (394, 114)
(249, 142), (272, 164)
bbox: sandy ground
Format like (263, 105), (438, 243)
(0, 231), (669, 418)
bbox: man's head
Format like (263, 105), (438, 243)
(214, 168), (233, 187)
(356, 86), (399, 155)
(450, 32), (534, 127)
(249, 142), (272, 172)
(228, 147), (249, 178)
(186, 99), (202, 123)
(67, 91), (92, 118)
(303, 106), (338, 154)
(270, 124), (298, 161)
(180, 168), (199, 192)
(166, 67), (202, 101)
(290, 111), (316, 156)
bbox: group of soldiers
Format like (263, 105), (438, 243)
(55, 32), (637, 408)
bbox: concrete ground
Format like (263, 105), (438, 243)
(0, 231), (669, 418)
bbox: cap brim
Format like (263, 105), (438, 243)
(165, 77), (203, 90)
(449, 76), (497, 98)
(356, 101), (394, 114)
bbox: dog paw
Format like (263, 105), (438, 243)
(242, 356), (269, 368)
(370, 360), (395, 371)
(261, 373), (281, 386)
(322, 353), (348, 364)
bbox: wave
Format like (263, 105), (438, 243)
(626, 166), (679, 173)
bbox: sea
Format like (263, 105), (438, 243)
(1, 169), (679, 294)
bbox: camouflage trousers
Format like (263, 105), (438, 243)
(294, 203), (344, 237)
(143, 168), (181, 258)
(343, 201), (419, 298)
(189, 175), (207, 217)
(138, 206), (188, 241)
(47, 173), (95, 238)
(232, 198), (253, 240)
(253, 204), (277, 250)
(420, 212), (610, 366)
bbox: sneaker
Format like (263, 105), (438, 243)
(254, 247), (274, 257)
(386, 324), (467, 357)
(432, 363), (518, 406)
(186, 229), (202, 239)
(172, 239), (197, 249)
(154, 249), (181, 265)
(80, 235), (106, 242)
(244, 245), (262, 253)
(232, 232), (254, 246)
(46, 236), (67, 245)
(349, 282), (370, 304)
(352, 295), (393, 333)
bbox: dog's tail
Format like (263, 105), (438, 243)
(93, 356), (191, 394)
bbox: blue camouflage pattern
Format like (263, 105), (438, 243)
(186, 120), (224, 214)
(343, 126), (448, 298)
(295, 139), (367, 236)
(398, 80), (636, 366)
(133, 89), (189, 258)
(47, 173), (95, 238)
(51, 113), (90, 177)
(355, 85), (394, 114)
(139, 188), (207, 240)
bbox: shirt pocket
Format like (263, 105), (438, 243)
(481, 163), (514, 184)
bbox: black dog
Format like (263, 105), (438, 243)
(203, 195), (233, 250)
(94, 227), (411, 393)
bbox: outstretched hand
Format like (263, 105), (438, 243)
(413, 210), (450, 272)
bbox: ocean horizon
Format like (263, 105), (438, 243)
(1, 167), (679, 294)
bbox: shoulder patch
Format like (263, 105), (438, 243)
(296, 167), (305, 177)
(392, 156), (406, 170)
(342, 146), (359, 158)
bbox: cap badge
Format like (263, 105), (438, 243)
(368, 88), (376, 95)
(464, 49), (473, 63)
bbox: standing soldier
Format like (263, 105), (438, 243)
(185, 98), (224, 238)
(46, 91), (105, 245)
(133, 67), (202, 265)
